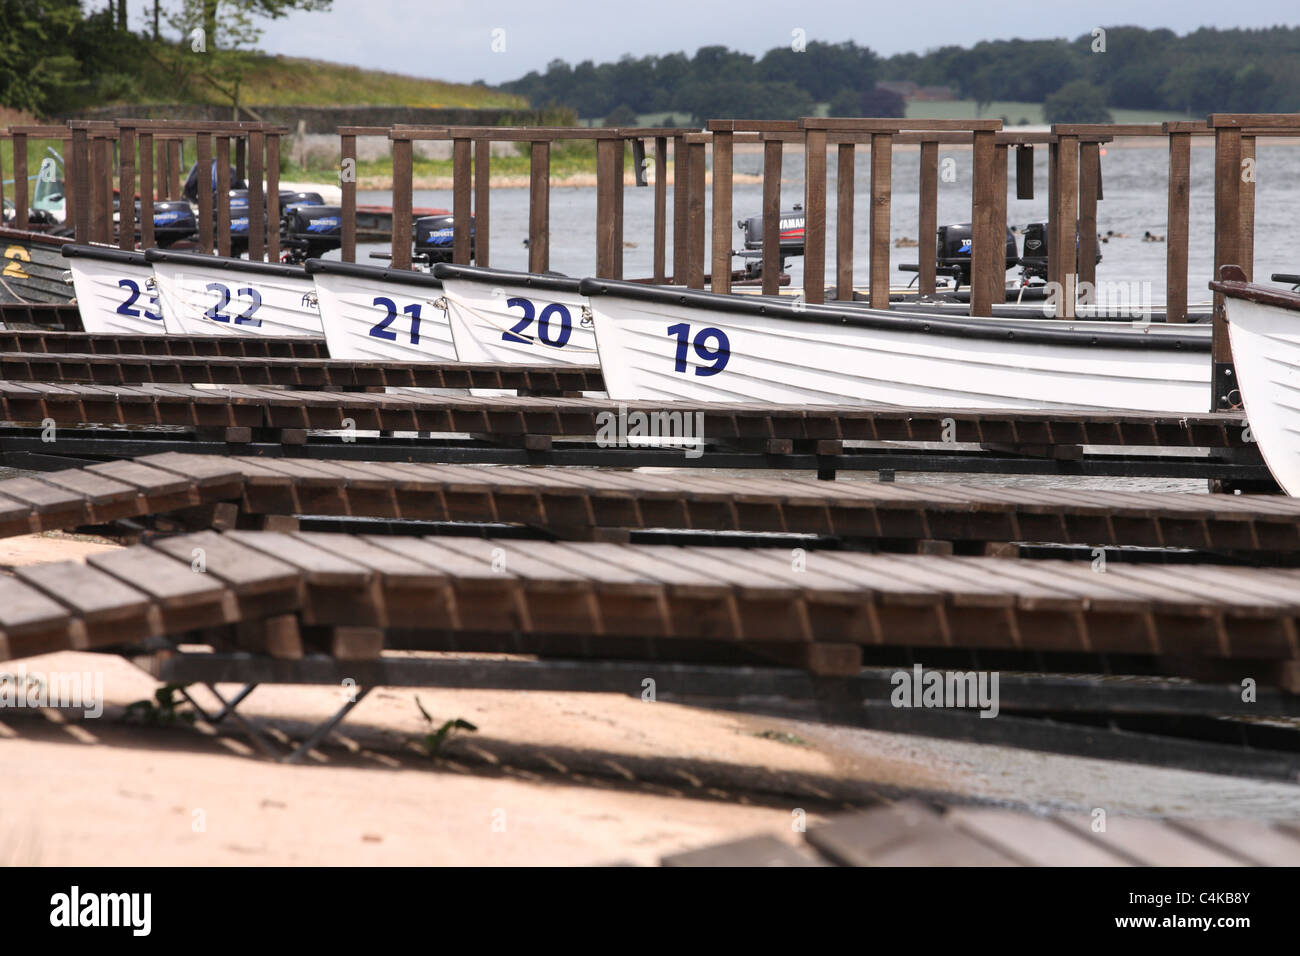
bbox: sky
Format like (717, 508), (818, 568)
(152, 0), (1300, 86)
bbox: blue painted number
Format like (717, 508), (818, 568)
(667, 323), (730, 376)
(116, 279), (162, 321)
(203, 283), (262, 327)
(501, 297), (572, 348)
(369, 296), (422, 344)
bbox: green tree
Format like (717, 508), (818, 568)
(1043, 80), (1113, 124)
(0, 0), (81, 113)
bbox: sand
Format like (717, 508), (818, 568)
(2, 532), (1298, 866)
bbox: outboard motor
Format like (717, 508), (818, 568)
(151, 199), (198, 246)
(281, 203), (342, 263)
(1018, 221), (1102, 282)
(413, 214), (474, 265)
(735, 204), (806, 278)
(936, 222), (1019, 289)
(279, 190), (324, 209)
(227, 189), (251, 255)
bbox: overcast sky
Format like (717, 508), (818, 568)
(232, 1), (1300, 86)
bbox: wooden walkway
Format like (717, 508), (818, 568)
(5, 528), (1300, 677)
(0, 351), (601, 394)
(0, 381), (1251, 449)
(4, 454), (1299, 556)
(0, 329), (328, 359)
(662, 800), (1300, 866)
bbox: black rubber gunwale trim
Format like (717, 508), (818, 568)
(577, 276), (1209, 352)
(61, 243), (151, 266)
(304, 258), (444, 289)
(145, 248), (308, 280)
(433, 263), (580, 294)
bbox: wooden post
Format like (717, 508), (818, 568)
(869, 133), (892, 309)
(1240, 135), (1256, 282)
(196, 132), (213, 254)
(155, 138), (168, 200)
(1165, 131), (1191, 324)
(686, 138), (706, 289)
(835, 142), (855, 300)
(92, 136), (111, 244)
(138, 131), (154, 250)
(11, 133), (27, 231)
(990, 140), (1008, 309)
(167, 139), (181, 200)
(1212, 125), (1242, 406)
(474, 137), (491, 267)
(248, 129), (265, 262)
(918, 140), (938, 297)
(653, 136), (667, 282)
(528, 139), (549, 273)
(672, 135), (687, 283)
(118, 125), (136, 250)
(1078, 140), (1100, 298)
(803, 127), (827, 304)
(452, 137), (472, 265)
(970, 129), (997, 317)
(1047, 140), (1059, 289)
(1015, 145), (1034, 199)
(761, 137), (782, 296)
(266, 133), (280, 262)
(70, 127), (90, 242)
(596, 137), (618, 278)
(613, 138), (625, 279)
(339, 131), (356, 262)
(1054, 135), (1080, 318)
(390, 135), (413, 270)
(215, 135), (232, 257)
(710, 129), (733, 293)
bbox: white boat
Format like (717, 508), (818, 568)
(146, 248), (323, 338)
(432, 263), (599, 365)
(306, 259), (457, 361)
(1213, 266), (1300, 494)
(62, 244), (166, 334)
(578, 277), (1213, 412)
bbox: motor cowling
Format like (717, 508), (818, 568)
(414, 214), (474, 263)
(936, 222), (1019, 287)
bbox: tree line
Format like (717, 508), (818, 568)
(500, 26), (1300, 123)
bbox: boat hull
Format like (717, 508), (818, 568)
(66, 253), (166, 335)
(147, 251), (322, 338)
(0, 229), (74, 305)
(579, 279), (1211, 412)
(308, 261), (456, 361)
(435, 265), (599, 366)
(1223, 295), (1300, 493)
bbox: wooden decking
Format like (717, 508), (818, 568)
(3, 454), (1300, 556)
(0, 380), (1251, 448)
(662, 800), (1300, 866)
(4, 527), (1300, 678)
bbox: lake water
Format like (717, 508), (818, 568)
(355, 140), (1300, 305)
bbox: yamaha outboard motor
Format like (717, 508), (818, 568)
(413, 214), (474, 265)
(936, 222), (1019, 289)
(1018, 221), (1102, 282)
(735, 205), (806, 278)
(281, 203), (342, 263)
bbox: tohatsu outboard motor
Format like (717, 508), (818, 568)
(150, 199), (198, 246)
(414, 214), (474, 265)
(281, 203), (342, 263)
(935, 222), (1019, 289)
(1018, 221), (1102, 282)
(735, 204), (806, 279)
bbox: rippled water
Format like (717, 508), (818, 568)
(356, 139), (1300, 304)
